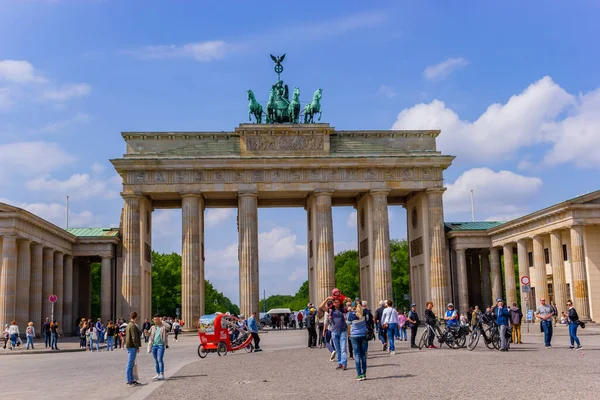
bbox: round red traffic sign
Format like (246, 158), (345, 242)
(49, 295), (57, 303)
(521, 276), (530, 286)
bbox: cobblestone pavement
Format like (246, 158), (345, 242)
(1, 326), (599, 399)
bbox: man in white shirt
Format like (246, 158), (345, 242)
(380, 300), (399, 355)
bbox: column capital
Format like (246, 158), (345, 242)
(121, 192), (143, 199)
(1, 235), (18, 240)
(517, 238), (528, 245)
(181, 192), (203, 198)
(238, 190), (259, 198)
(100, 255), (113, 260)
(313, 188), (334, 197)
(17, 238), (31, 244)
(426, 187), (447, 195)
(454, 247), (466, 254)
(480, 248), (491, 255)
(369, 189), (391, 196)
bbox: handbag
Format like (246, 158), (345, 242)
(578, 321), (586, 329)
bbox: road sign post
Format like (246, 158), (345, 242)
(49, 294), (57, 323)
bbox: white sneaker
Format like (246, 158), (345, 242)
(390, 351), (396, 355)
(152, 374), (160, 380)
(329, 351), (336, 361)
(157, 374), (165, 380)
(577, 346), (583, 350)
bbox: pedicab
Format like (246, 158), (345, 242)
(197, 313), (254, 358)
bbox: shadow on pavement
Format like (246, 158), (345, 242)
(366, 374), (416, 380)
(167, 374), (208, 380)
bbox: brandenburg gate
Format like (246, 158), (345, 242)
(111, 123), (454, 323)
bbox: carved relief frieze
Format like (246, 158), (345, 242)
(154, 171), (167, 183)
(174, 171), (188, 183)
(244, 135), (324, 152)
(134, 171), (146, 183)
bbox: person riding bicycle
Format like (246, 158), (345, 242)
(424, 302), (437, 349)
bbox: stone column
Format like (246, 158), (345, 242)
(490, 248), (502, 302)
(480, 249), (492, 306)
(101, 255), (112, 323)
(122, 194), (141, 314)
(238, 191), (259, 318)
(427, 189), (449, 316)
(517, 239), (530, 311)
(181, 194), (203, 330)
(0, 236), (18, 326)
(570, 226), (590, 320)
(29, 243), (44, 334)
(550, 231), (568, 316)
(63, 255), (73, 334)
(455, 248), (469, 314)
(42, 248), (54, 322)
(532, 235), (549, 305)
(371, 190), (392, 304)
(470, 251), (482, 308)
(53, 251), (64, 324)
(16, 239), (31, 326)
(503, 244), (517, 306)
(314, 190), (335, 304)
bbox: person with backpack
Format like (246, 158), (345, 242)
(41, 317), (51, 348)
(406, 303), (420, 349)
(305, 308), (317, 348)
(361, 301), (375, 343)
(566, 300), (583, 350)
(26, 322), (35, 349)
(509, 302), (523, 344)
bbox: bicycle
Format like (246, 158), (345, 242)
(418, 320), (463, 349)
(467, 313), (500, 351)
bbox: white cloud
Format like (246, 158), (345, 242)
(0, 60), (46, 83)
(91, 162), (106, 174)
(259, 227), (306, 261)
(424, 57), (470, 81)
(288, 267), (306, 282)
(26, 173), (119, 200)
(124, 40), (228, 62)
(0, 142), (75, 181)
(347, 210), (357, 228)
(0, 88), (12, 110)
(205, 208), (234, 227)
(41, 83), (92, 102)
(378, 85), (397, 98)
(39, 112), (91, 133)
(392, 76), (575, 163)
(444, 168), (543, 221)
(0, 198), (94, 228)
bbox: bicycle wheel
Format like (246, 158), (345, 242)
(467, 330), (480, 351)
(484, 328), (496, 350)
(217, 341), (228, 356)
(198, 344), (207, 358)
(456, 332), (467, 348)
(491, 331), (501, 350)
(244, 343), (254, 353)
(418, 329), (428, 350)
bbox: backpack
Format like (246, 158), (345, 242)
(510, 309), (521, 325)
(26, 326), (33, 335)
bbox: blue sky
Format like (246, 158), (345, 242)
(1, 1), (599, 304)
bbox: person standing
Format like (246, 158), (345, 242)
(41, 318), (51, 348)
(425, 302), (437, 349)
(8, 321), (19, 350)
(106, 321), (116, 351)
(96, 319), (104, 344)
(509, 303), (523, 344)
(535, 298), (555, 349)
(495, 299), (510, 351)
(142, 318), (151, 343)
(381, 300), (399, 355)
(398, 310), (407, 341)
(406, 304), (420, 349)
(26, 322), (35, 350)
(148, 315), (171, 381)
(320, 296), (348, 370)
(550, 301), (559, 327)
(375, 300), (387, 351)
(90, 324), (100, 351)
(50, 321), (60, 350)
(348, 303), (368, 381)
(247, 312), (262, 352)
(316, 310), (325, 348)
(125, 312), (142, 386)
(305, 308), (317, 348)
(566, 300), (583, 350)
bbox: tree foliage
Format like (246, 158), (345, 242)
(90, 262), (101, 320)
(259, 280), (309, 312)
(390, 239), (410, 310)
(334, 250), (360, 300)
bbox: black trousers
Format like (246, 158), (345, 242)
(348, 335), (353, 357)
(410, 325), (418, 346)
(427, 325), (435, 346)
(317, 323), (324, 346)
(251, 332), (261, 349)
(307, 327), (317, 347)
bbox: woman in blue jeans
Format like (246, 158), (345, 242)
(50, 321), (60, 350)
(381, 300), (399, 354)
(148, 315), (172, 380)
(348, 303), (368, 381)
(320, 296), (348, 370)
(566, 301), (583, 350)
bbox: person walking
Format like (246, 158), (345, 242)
(305, 308), (317, 348)
(348, 303), (368, 381)
(26, 322), (35, 349)
(425, 302), (437, 349)
(50, 321), (60, 350)
(172, 319), (181, 342)
(247, 311), (262, 352)
(566, 300), (583, 350)
(406, 304), (420, 349)
(398, 310), (408, 341)
(535, 298), (555, 349)
(317, 310), (325, 348)
(374, 300), (387, 351)
(90, 324), (100, 351)
(148, 315), (171, 381)
(320, 296), (348, 370)
(509, 303), (523, 344)
(361, 301), (375, 343)
(41, 318), (51, 348)
(495, 299), (510, 351)
(323, 306), (336, 361)
(381, 300), (399, 355)
(8, 321), (19, 350)
(125, 312), (142, 387)
(106, 321), (116, 351)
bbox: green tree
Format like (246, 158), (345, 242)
(334, 250), (359, 300)
(259, 280), (310, 312)
(390, 239), (410, 310)
(90, 262), (101, 319)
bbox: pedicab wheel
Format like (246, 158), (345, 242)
(418, 330), (428, 350)
(197, 345), (207, 358)
(217, 341), (228, 356)
(245, 343), (254, 353)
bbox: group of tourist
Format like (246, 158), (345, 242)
(3, 318), (59, 350)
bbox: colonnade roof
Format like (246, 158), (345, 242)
(65, 227), (120, 237)
(445, 222), (504, 232)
